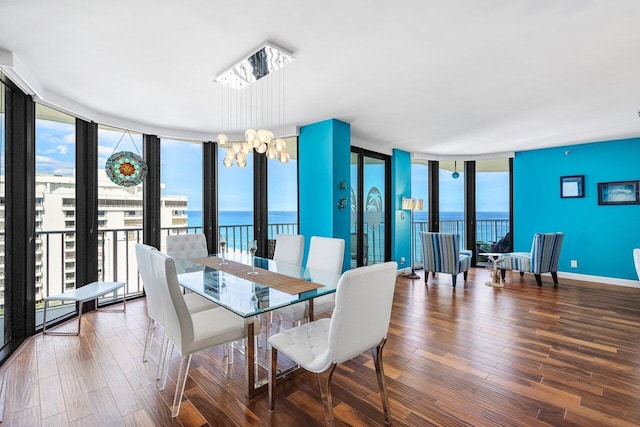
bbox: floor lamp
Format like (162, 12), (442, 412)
(402, 197), (424, 279)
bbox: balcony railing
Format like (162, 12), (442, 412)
(29, 218), (507, 326)
(34, 222), (299, 308)
(411, 219), (510, 265)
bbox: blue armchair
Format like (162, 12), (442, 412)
(420, 232), (472, 288)
(500, 232), (564, 286)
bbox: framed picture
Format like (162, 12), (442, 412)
(560, 175), (584, 198)
(598, 180), (640, 205)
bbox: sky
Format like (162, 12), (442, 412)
(34, 115), (509, 214)
(33, 115), (299, 212)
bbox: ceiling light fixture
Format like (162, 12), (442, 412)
(214, 42), (295, 167)
(452, 161), (460, 179)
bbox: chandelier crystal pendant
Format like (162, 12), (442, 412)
(215, 42), (294, 167)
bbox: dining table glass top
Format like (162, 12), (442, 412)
(176, 252), (341, 318)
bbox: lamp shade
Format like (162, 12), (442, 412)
(402, 197), (424, 211)
(401, 197), (414, 211)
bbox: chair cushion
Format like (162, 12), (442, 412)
(275, 301), (306, 322)
(459, 253), (472, 272)
(187, 307), (250, 355)
(502, 252), (531, 272)
(275, 294), (335, 322)
(268, 318), (331, 373)
(184, 292), (218, 314)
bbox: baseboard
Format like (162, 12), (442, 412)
(557, 271), (640, 288)
(393, 265), (639, 288)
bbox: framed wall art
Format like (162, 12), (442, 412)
(597, 180), (640, 205)
(560, 175), (584, 198)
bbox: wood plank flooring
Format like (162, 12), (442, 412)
(1, 268), (640, 426)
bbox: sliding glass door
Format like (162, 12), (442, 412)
(350, 148), (390, 267)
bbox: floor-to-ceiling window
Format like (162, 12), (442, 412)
(0, 80), (6, 347)
(34, 104), (76, 328)
(160, 138), (203, 251)
(439, 160), (465, 246)
(411, 159), (429, 267)
(218, 143), (254, 253)
(97, 125), (144, 299)
(267, 136), (298, 239)
(476, 158), (511, 264)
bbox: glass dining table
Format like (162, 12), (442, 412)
(176, 252), (341, 397)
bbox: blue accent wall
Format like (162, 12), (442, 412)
(514, 138), (640, 280)
(298, 119), (351, 271)
(392, 149), (411, 269)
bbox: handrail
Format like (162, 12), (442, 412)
(32, 218), (508, 308)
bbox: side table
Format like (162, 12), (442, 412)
(481, 253), (505, 288)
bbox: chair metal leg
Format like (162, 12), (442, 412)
(159, 341), (173, 391)
(372, 338), (392, 425)
(269, 346), (278, 411)
(318, 364), (337, 426)
(156, 333), (168, 381)
(43, 300), (83, 336)
(142, 319), (156, 363)
(171, 354), (192, 418)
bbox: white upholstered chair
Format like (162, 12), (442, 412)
(274, 236), (345, 324)
(166, 233), (209, 273)
(135, 244), (217, 367)
(272, 234), (305, 266)
(268, 261), (398, 425)
(150, 250), (251, 417)
(634, 248), (640, 280)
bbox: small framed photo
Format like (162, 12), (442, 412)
(598, 181), (640, 205)
(560, 175), (584, 198)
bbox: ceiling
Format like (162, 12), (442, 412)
(1, 0), (640, 158)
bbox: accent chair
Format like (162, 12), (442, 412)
(499, 232), (564, 286)
(419, 232), (472, 288)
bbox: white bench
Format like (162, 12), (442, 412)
(43, 281), (126, 335)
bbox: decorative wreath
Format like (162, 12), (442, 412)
(105, 150), (148, 187)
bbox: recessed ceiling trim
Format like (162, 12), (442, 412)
(412, 151), (515, 161)
(0, 49), (43, 98)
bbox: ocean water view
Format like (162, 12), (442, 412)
(186, 210), (298, 227)
(187, 210), (509, 227)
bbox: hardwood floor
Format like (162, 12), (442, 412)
(1, 268), (640, 426)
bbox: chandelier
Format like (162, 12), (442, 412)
(215, 42), (295, 167)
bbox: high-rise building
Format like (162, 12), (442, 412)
(0, 170), (189, 308)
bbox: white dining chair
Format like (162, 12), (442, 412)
(135, 244), (217, 368)
(274, 236), (345, 326)
(150, 250), (252, 417)
(166, 233), (209, 272)
(268, 261), (398, 425)
(272, 234), (305, 266)
(634, 248), (640, 280)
